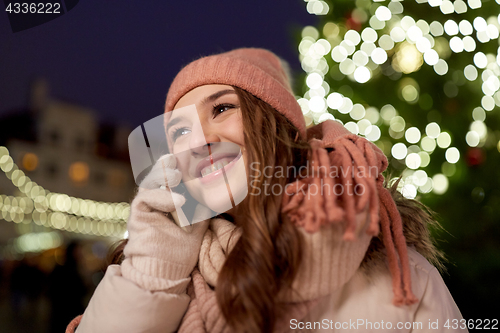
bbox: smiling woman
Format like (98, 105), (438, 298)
(166, 85), (248, 214)
(67, 48), (466, 333)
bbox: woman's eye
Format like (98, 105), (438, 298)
(172, 127), (190, 142)
(212, 103), (235, 118)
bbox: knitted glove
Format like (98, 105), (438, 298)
(139, 153), (182, 191)
(122, 154), (210, 293)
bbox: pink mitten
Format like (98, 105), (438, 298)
(122, 154), (210, 293)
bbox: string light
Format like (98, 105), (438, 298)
(0, 146), (129, 239)
(299, 0), (500, 197)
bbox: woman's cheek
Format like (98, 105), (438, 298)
(178, 161), (190, 181)
(174, 155), (190, 181)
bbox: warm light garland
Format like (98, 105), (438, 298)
(0, 146), (129, 242)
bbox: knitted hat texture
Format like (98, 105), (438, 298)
(164, 48), (306, 138)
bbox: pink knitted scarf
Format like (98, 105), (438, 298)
(282, 119), (418, 306)
(177, 208), (373, 332)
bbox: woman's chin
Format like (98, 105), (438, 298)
(202, 184), (246, 211)
(202, 194), (234, 213)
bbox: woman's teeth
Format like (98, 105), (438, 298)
(201, 159), (231, 177)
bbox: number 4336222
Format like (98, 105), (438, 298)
(6, 3), (61, 14)
(444, 318), (498, 330)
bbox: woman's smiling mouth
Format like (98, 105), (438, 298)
(195, 152), (243, 184)
(200, 158), (233, 177)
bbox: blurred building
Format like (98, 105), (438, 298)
(0, 79), (135, 251)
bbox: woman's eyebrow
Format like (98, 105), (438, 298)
(201, 89), (236, 106)
(166, 116), (182, 133)
(167, 89), (236, 132)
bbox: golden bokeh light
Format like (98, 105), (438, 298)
(69, 162), (90, 183)
(392, 42), (423, 74)
(22, 153), (38, 171)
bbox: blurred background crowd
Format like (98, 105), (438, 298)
(1, 0), (499, 332)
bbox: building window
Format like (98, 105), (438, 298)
(46, 163), (58, 178)
(75, 136), (85, 151)
(93, 171), (105, 185)
(107, 168), (127, 188)
(49, 129), (60, 145)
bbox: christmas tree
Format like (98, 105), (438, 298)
(297, 0), (500, 320)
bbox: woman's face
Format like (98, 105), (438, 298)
(166, 84), (248, 213)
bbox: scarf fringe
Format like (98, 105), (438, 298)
(281, 134), (418, 306)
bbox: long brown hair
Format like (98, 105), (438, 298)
(108, 86), (446, 333)
(361, 176), (447, 274)
(214, 87), (310, 333)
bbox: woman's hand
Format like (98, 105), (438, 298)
(122, 154), (210, 291)
(139, 154), (182, 191)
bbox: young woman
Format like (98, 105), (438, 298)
(67, 48), (466, 333)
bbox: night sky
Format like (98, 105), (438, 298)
(0, 1), (316, 128)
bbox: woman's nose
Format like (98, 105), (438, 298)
(189, 122), (219, 155)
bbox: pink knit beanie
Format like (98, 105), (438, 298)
(163, 47), (418, 307)
(164, 48), (307, 138)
